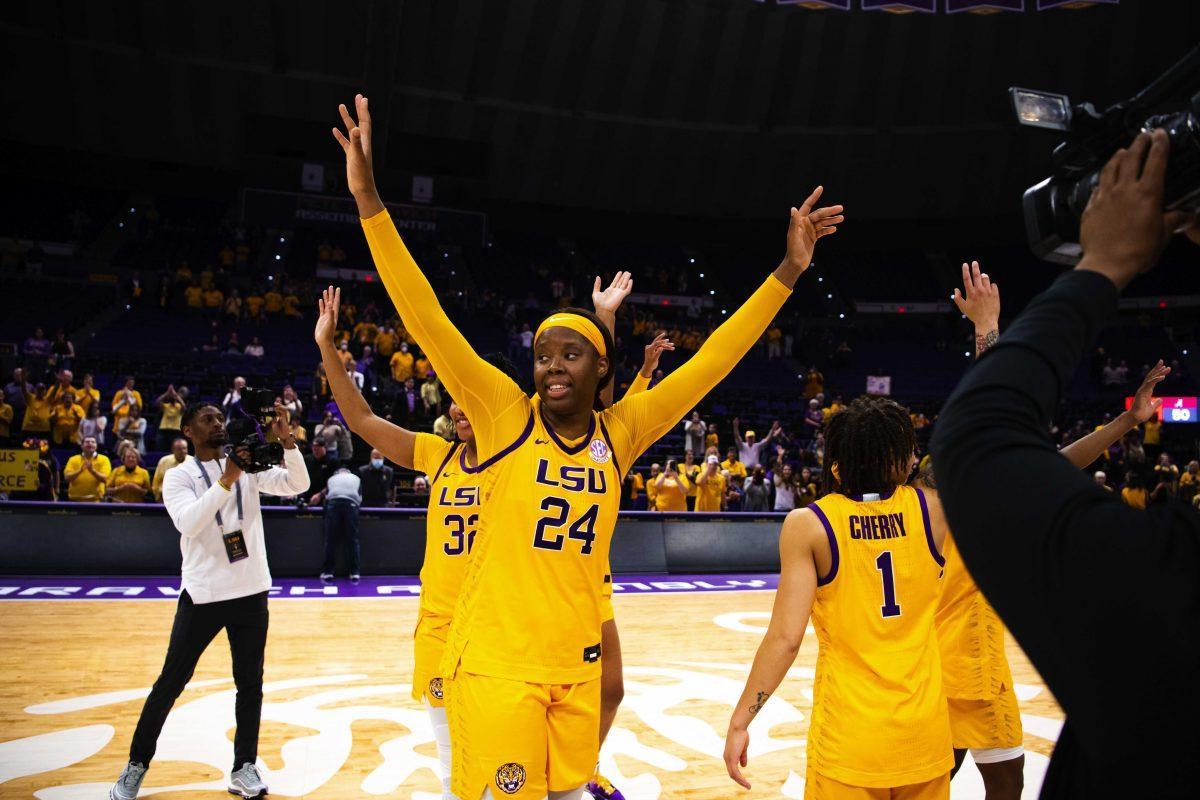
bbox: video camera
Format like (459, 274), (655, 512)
(1013, 45), (1200, 264)
(225, 387), (283, 474)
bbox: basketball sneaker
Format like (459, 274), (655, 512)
(109, 761), (147, 800)
(586, 774), (625, 800)
(319, 572), (334, 585)
(228, 762), (268, 798)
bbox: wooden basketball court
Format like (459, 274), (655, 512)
(0, 587), (1061, 798)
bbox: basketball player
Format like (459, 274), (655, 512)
(725, 396), (952, 798)
(334, 92), (842, 800)
(315, 285), (523, 799)
(932, 262), (1170, 800)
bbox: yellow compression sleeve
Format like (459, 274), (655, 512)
(608, 275), (791, 462)
(360, 210), (528, 459)
(622, 372), (652, 399)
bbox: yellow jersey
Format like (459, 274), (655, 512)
(935, 530), (1012, 700)
(362, 209), (791, 686)
(695, 469), (726, 511)
(806, 486), (953, 787)
(413, 433), (483, 623)
(652, 473), (690, 512)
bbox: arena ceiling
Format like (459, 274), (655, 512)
(0, 1), (1196, 227)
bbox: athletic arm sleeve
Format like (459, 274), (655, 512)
(622, 373), (652, 399)
(608, 275), (791, 462)
(360, 210), (528, 459)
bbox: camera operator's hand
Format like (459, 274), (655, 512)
(314, 286), (340, 345)
(271, 401), (296, 449)
(1077, 130), (1189, 291)
(219, 450), (245, 491)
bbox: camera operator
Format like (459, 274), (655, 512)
(932, 130), (1198, 798)
(108, 400), (309, 800)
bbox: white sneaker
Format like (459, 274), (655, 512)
(229, 762), (268, 798)
(349, 573), (361, 583)
(319, 573), (334, 584)
(109, 762), (147, 800)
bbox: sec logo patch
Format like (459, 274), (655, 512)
(428, 676), (444, 700)
(588, 438), (611, 465)
(495, 762), (527, 794)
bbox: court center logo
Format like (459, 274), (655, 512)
(495, 761), (527, 794)
(428, 676), (444, 700)
(588, 438), (611, 465)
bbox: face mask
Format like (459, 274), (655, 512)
(371, 458), (384, 469)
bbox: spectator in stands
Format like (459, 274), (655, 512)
(336, 340), (355, 371)
(1093, 471), (1112, 492)
(390, 341), (414, 384)
(0, 389), (11, 445)
(685, 412), (706, 456)
(110, 377), (143, 433)
(46, 368), (75, 405)
(202, 284), (224, 318)
(413, 351), (431, 381)
(706, 422), (719, 451)
(766, 323), (783, 360)
(652, 460), (690, 512)
(109, 449), (152, 503)
(1115, 360), (1130, 386)
(118, 404), (148, 455)
(224, 288), (242, 319)
(695, 450), (727, 512)
(412, 475), (430, 496)
(225, 332), (242, 354)
(304, 439), (338, 504)
(392, 378), (424, 428)
(264, 286), (284, 315)
(222, 377), (246, 417)
(796, 466), (819, 508)
(623, 469), (646, 510)
(772, 451), (799, 512)
(359, 450), (394, 507)
(317, 466), (362, 583)
(807, 432), (826, 467)
(24, 326), (51, 363)
(79, 402), (107, 448)
(1180, 461), (1200, 505)
(21, 383), (52, 438)
(733, 417), (779, 470)
(280, 385), (303, 421)
(244, 289), (266, 322)
(742, 466), (771, 512)
(803, 398), (824, 441)
(5, 368), (31, 432)
(346, 363), (365, 391)
(1153, 452), (1179, 491)
(721, 446), (747, 484)
(803, 365), (824, 399)
(645, 463), (661, 509)
(50, 390), (85, 447)
(374, 326), (397, 372)
(184, 282), (203, 309)
(244, 336), (265, 359)
(154, 385), (186, 450)
(64, 435), (111, 502)
(289, 415), (308, 448)
(1101, 358), (1122, 386)
(1142, 413), (1163, 460)
(421, 372), (442, 416)
(519, 323), (534, 360)
(723, 469), (743, 511)
(152, 438), (190, 502)
(200, 333), (221, 353)
(283, 288), (302, 318)
(1120, 471), (1148, 510)
(49, 329), (75, 372)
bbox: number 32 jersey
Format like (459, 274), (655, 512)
(414, 432), (483, 624)
(442, 396), (624, 686)
(805, 486), (953, 788)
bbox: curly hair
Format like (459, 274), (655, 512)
(823, 395), (916, 498)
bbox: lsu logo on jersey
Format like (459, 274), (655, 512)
(427, 676), (444, 700)
(588, 438), (611, 465)
(438, 485), (479, 507)
(495, 762), (527, 794)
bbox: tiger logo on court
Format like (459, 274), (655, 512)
(495, 762), (527, 794)
(428, 677), (444, 700)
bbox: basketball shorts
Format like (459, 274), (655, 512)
(804, 769), (949, 800)
(412, 612), (452, 707)
(947, 683), (1024, 753)
(446, 671), (601, 798)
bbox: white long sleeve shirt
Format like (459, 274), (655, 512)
(161, 446), (310, 604)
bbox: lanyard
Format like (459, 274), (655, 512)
(194, 456), (243, 532)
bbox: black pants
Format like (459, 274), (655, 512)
(322, 498), (361, 574)
(129, 590), (269, 770)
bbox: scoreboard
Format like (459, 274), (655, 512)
(1125, 395), (1198, 423)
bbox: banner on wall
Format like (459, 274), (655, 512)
(0, 450), (38, 492)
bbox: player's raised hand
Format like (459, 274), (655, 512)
(592, 271), (634, 317)
(723, 727), (752, 790)
(781, 186), (844, 279)
(314, 286), (341, 345)
(332, 94), (384, 215)
(1128, 359), (1170, 423)
(640, 331), (674, 377)
(951, 261), (1000, 330)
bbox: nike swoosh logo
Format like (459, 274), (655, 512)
(535, 439), (550, 445)
(442, 472), (455, 477)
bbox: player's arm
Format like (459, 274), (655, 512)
(315, 286), (418, 469)
(612, 191), (843, 455)
(592, 271), (633, 408)
(952, 260), (1000, 359)
(335, 94), (526, 459)
(724, 508), (819, 790)
(1059, 361), (1169, 469)
(622, 331), (673, 400)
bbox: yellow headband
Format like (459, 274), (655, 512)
(534, 313), (607, 358)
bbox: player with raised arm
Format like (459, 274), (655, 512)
(334, 92), (842, 800)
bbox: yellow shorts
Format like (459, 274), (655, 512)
(804, 769), (949, 800)
(947, 684), (1024, 751)
(413, 613), (452, 706)
(446, 671), (600, 798)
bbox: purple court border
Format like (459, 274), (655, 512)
(0, 573), (780, 601)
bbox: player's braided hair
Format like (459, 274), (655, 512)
(823, 395), (916, 498)
(554, 307), (616, 411)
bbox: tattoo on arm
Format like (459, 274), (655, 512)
(974, 328), (999, 359)
(749, 691), (770, 715)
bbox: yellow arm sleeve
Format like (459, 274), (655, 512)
(606, 275), (791, 464)
(360, 210), (529, 459)
(622, 372), (651, 399)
